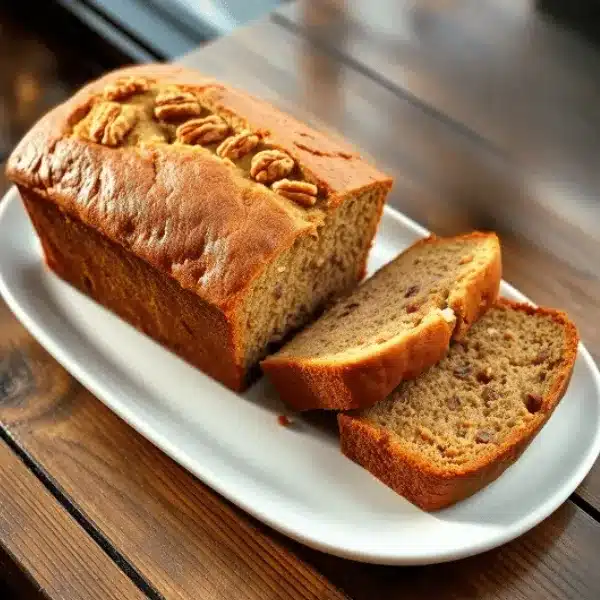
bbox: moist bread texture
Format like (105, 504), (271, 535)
(7, 64), (392, 390)
(339, 299), (579, 511)
(262, 232), (500, 410)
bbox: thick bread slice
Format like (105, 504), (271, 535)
(339, 300), (579, 511)
(262, 232), (501, 410)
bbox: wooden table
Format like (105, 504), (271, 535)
(2, 1), (600, 598)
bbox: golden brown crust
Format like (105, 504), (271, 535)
(338, 300), (579, 511)
(261, 232), (501, 411)
(6, 64), (391, 313)
(22, 190), (245, 389)
(448, 232), (502, 339)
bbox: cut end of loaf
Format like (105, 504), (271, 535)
(237, 183), (389, 380)
(340, 300), (579, 510)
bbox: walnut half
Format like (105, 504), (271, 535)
(154, 89), (202, 121)
(176, 115), (230, 145)
(103, 76), (150, 101)
(86, 101), (137, 146)
(250, 149), (294, 184)
(216, 130), (260, 160)
(271, 179), (318, 207)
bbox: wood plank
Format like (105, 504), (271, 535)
(0, 4), (110, 161)
(179, 21), (600, 505)
(0, 162), (8, 196)
(302, 501), (600, 600)
(0, 439), (146, 600)
(1, 318), (600, 599)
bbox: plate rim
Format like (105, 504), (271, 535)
(1, 186), (599, 565)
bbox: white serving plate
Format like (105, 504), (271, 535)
(1, 186), (599, 565)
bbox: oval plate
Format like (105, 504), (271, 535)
(1, 187), (599, 565)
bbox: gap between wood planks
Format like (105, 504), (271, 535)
(0, 425), (165, 600)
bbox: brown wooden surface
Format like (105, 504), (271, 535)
(1, 311), (600, 600)
(1, 1), (600, 599)
(0, 439), (145, 600)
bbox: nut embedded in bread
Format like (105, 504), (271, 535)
(6, 64), (393, 391)
(262, 232), (501, 410)
(339, 299), (579, 511)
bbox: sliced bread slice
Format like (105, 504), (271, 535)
(339, 299), (579, 511)
(261, 232), (501, 410)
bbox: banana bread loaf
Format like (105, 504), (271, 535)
(7, 65), (392, 390)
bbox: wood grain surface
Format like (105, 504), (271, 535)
(0, 4), (106, 162)
(1, 2), (600, 598)
(0, 322), (599, 599)
(0, 439), (146, 600)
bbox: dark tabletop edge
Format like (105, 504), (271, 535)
(0, 424), (162, 600)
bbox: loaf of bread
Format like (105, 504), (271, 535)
(339, 300), (578, 510)
(6, 65), (392, 390)
(262, 232), (501, 410)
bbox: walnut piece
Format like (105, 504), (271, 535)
(154, 89), (201, 121)
(87, 102), (136, 146)
(271, 179), (318, 207)
(176, 115), (230, 145)
(404, 284), (420, 298)
(532, 349), (550, 365)
(216, 130), (260, 160)
(525, 393), (544, 414)
(476, 366), (494, 384)
(277, 415), (293, 427)
(250, 149), (294, 184)
(103, 76), (150, 101)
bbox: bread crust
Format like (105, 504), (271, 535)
(22, 189), (244, 388)
(262, 232), (501, 410)
(338, 300), (579, 511)
(7, 64), (390, 311)
(7, 64), (391, 391)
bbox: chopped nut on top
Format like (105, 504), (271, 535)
(104, 76), (150, 101)
(216, 130), (260, 160)
(176, 115), (230, 145)
(271, 179), (318, 207)
(250, 149), (295, 184)
(154, 89), (202, 121)
(86, 102), (137, 146)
